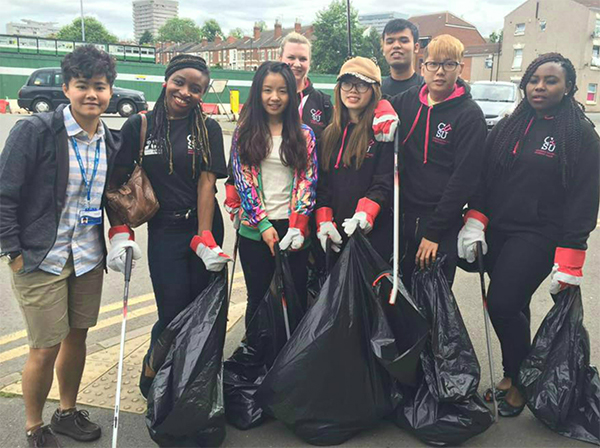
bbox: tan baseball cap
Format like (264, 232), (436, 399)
(337, 57), (381, 85)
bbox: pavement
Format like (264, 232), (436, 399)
(0, 113), (598, 447)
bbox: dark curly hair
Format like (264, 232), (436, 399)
(61, 45), (117, 86)
(151, 54), (211, 178)
(490, 52), (591, 187)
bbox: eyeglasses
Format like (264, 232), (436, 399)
(423, 61), (460, 72)
(340, 81), (371, 93)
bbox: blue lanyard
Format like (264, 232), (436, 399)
(70, 137), (101, 204)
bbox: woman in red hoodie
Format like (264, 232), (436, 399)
(458, 53), (600, 417)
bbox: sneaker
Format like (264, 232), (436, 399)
(26, 425), (62, 448)
(50, 408), (101, 442)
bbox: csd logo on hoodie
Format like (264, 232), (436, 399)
(433, 122), (453, 145)
(534, 136), (556, 158)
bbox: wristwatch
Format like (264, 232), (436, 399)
(1, 251), (21, 263)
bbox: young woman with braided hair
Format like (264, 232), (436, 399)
(109, 54), (230, 396)
(458, 53), (599, 416)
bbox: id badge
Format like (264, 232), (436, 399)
(79, 208), (102, 225)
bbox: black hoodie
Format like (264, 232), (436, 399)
(390, 79), (487, 243)
(470, 115), (600, 251)
(298, 79), (333, 142)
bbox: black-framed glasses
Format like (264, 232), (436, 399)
(340, 80), (370, 93)
(423, 61), (460, 72)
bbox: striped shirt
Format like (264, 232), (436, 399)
(39, 105), (108, 276)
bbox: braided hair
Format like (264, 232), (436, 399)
(490, 52), (590, 188)
(151, 54), (211, 178)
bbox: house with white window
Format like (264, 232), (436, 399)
(497, 0), (600, 112)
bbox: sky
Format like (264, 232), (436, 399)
(2, 0), (525, 42)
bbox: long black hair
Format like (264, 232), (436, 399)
(236, 61), (307, 171)
(490, 52), (590, 187)
(151, 54), (211, 178)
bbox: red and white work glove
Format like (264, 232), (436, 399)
(457, 210), (489, 263)
(224, 183), (241, 230)
(342, 198), (380, 237)
(315, 207), (342, 253)
(372, 99), (399, 142)
(107, 225), (143, 273)
(549, 247), (585, 294)
(190, 231), (232, 272)
(279, 213), (309, 251)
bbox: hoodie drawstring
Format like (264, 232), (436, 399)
(512, 117), (535, 155)
(334, 124), (350, 169)
(402, 104), (432, 164)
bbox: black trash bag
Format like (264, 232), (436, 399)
(412, 256), (480, 401)
(391, 258), (493, 446)
(394, 383), (494, 447)
(256, 232), (427, 446)
(306, 240), (333, 309)
(519, 286), (600, 445)
(146, 272), (229, 448)
(223, 250), (304, 430)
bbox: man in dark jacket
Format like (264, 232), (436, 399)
(0, 46), (128, 448)
(389, 34), (486, 290)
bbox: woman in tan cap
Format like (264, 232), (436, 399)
(315, 57), (394, 261)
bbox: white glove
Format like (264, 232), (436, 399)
(191, 231), (232, 272)
(457, 218), (487, 263)
(549, 247), (585, 294)
(224, 183), (241, 230)
(107, 226), (142, 273)
(279, 227), (304, 251)
(342, 212), (372, 237)
(317, 221), (342, 253)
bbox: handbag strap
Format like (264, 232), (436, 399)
(138, 113), (148, 164)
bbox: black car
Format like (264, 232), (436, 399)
(17, 68), (148, 117)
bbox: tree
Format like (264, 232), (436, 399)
(139, 30), (154, 45)
(201, 19), (222, 41)
(359, 27), (389, 77)
(312, 0), (366, 74)
(157, 18), (201, 43)
(228, 27), (244, 39)
(489, 30), (503, 43)
(55, 17), (118, 44)
(256, 20), (267, 32)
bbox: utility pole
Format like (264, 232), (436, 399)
(80, 0), (86, 41)
(346, 0), (352, 58)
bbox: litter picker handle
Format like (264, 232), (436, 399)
(476, 241), (485, 276)
(389, 126), (400, 305)
(325, 238), (333, 272)
(124, 247), (133, 284)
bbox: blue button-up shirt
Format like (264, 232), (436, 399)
(39, 105), (108, 276)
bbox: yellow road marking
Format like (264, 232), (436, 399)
(0, 280), (247, 363)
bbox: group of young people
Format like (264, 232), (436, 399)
(0, 17), (598, 448)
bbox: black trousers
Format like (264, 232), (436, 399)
(399, 212), (462, 292)
(238, 220), (309, 329)
(147, 204), (224, 348)
(484, 230), (554, 383)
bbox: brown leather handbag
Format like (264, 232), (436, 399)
(106, 114), (160, 228)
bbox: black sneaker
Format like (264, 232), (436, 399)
(26, 425), (62, 448)
(50, 408), (101, 442)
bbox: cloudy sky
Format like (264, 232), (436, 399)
(2, 0), (524, 41)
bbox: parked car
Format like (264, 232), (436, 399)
(17, 67), (148, 117)
(471, 81), (523, 130)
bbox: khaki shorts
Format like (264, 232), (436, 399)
(10, 257), (104, 348)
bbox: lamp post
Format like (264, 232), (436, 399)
(486, 54), (494, 82)
(80, 0), (85, 41)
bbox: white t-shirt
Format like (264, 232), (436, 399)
(260, 136), (293, 220)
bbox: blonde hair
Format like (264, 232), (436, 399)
(424, 34), (464, 61)
(279, 32), (311, 57)
(321, 82), (382, 171)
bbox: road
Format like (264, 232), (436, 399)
(0, 113), (598, 447)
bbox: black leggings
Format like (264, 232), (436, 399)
(399, 212), (462, 292)
(484, 231), (554, 383)
(238, 220), (309, 329)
